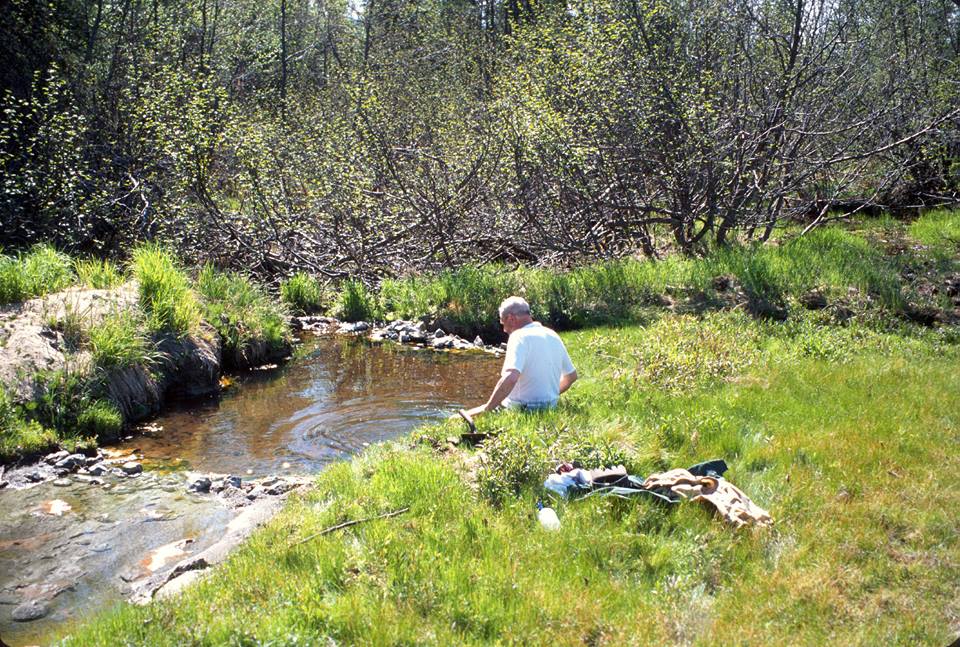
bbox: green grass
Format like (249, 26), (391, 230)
(74, 257), (125, 289)
(0, 384), (57, 461)
(130, 244), (202, 336)
(0, 244), (75, 304)
(340, 224), (916, 334)
(908, 208), (960, 260)
(88, 310), (155, 370)
(281, 272), (328, 315)
(58, 307), (960, 645)
(334, 279), (378, 322)
(197, 264), (291, 367)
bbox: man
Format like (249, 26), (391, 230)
(460, 296), (577, 421)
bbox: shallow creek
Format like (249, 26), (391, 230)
(0, 335), (498, 646)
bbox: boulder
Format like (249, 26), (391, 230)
(121, 461), (143, 475)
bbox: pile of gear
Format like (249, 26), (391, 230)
(543, 459), (772, 528)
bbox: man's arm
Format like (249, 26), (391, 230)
(559, 370), (578, 394)
(462, 369), (520, 418)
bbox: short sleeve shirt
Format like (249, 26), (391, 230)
(501, 322), (575, 407)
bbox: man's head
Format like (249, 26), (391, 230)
(498, 296), (533, 334)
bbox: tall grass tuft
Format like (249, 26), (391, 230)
(197, 264), (291, 363)
(75, 257), (125, 289)
(0, 244), (75, 304)
(334, 279), (378, 322)
(130, 244), (201, 336)
(88, 310), (155, 370)
(280, 272), (327, 315)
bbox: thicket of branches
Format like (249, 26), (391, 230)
(1, 0), (958, 281)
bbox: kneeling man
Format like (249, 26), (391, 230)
(460, 296), (577, 420)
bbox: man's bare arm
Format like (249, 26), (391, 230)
(462, 369), (520, 418)
(559, 370), (578, 394)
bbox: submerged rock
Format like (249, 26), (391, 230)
(11, 599), (50, 622)
(188, 477), (212, 493)
(121, 462), (143, 476)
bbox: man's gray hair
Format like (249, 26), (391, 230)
(498, 296), (530, 318)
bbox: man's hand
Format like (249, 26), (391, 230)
(559, 370), (578, 394)
(456, 370), (521, 422)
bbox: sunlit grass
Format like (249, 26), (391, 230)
(197, 264), (291, 367)
(59, 308), (960, 645)
(280, 272), (328, 315)
(88, 310), (155, 370)
(74, 257), (125, 289)
(0, 244), (75, 304)
(908, 208), (960, 260)
(130, 244), (202, 336)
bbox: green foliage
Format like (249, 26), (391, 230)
(0, 385), (56, 460)
(0, 244), (75, 304)
(130, 244), (201, 336)
(197, 264), (290, 366)
(909, 208), (960, 259)
(280, 272), (327, 315)
(334, 280), (378, 322)
(75, 401), (123, 442)
(75, 258), (124, 289)
(88, 310), (155, 370)
(26, 370), (93, 435)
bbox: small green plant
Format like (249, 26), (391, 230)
(76, 401), (123, 441)
(26, 370), (92, 434)
(45, 300), (89, 349)
(75, 257), (124, 289)
(334, 279), (378, 322)
(88, 310), (155, 370)
(197, 264), (291, 367)
(0, 244), (75, 304)
(130, 244), (201, 336)
(280, 272), (327, 315)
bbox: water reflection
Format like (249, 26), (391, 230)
(117, 335), (500, 476)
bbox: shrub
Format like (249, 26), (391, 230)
(75, 258), (124, 289)
(130, 244), (201, 335)
(280, 272), (327, 315)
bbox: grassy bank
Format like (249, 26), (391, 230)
(60, 301), (960, 644)
(0, 246), (291, 462)
(299, 210), (960, 335)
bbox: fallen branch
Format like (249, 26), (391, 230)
(289, 507), (410, 548)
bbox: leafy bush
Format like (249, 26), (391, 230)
(130, 244), (201, 336)
(75, 258), (124, 289)
(280, 272), (327, 315)
(0, 244), (75, 304)
(197, 264), (290, 364)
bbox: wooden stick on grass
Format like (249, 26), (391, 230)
(289, 507), (410, 548)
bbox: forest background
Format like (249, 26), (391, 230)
(1, 0), (959, 282)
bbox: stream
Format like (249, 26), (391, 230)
(0, 334), (499, 646)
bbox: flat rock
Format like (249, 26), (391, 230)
(121, 461), (143, 475)
(11, 599), (49, 622)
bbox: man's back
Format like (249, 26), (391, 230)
(501, 322), (575, 408)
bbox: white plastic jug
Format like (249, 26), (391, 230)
(537, 505), (560, 531)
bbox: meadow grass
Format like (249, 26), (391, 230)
(908, 208), (960, 260)
(74, 257), (125, 289)
(59, 308), (960, 646)
(281, 272), (328, 315)
(0, 244), (75, 304)
(130, 244), (202, 336)
(197, 264), (291, 366)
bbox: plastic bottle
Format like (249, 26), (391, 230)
(536, 500), (560, 531)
